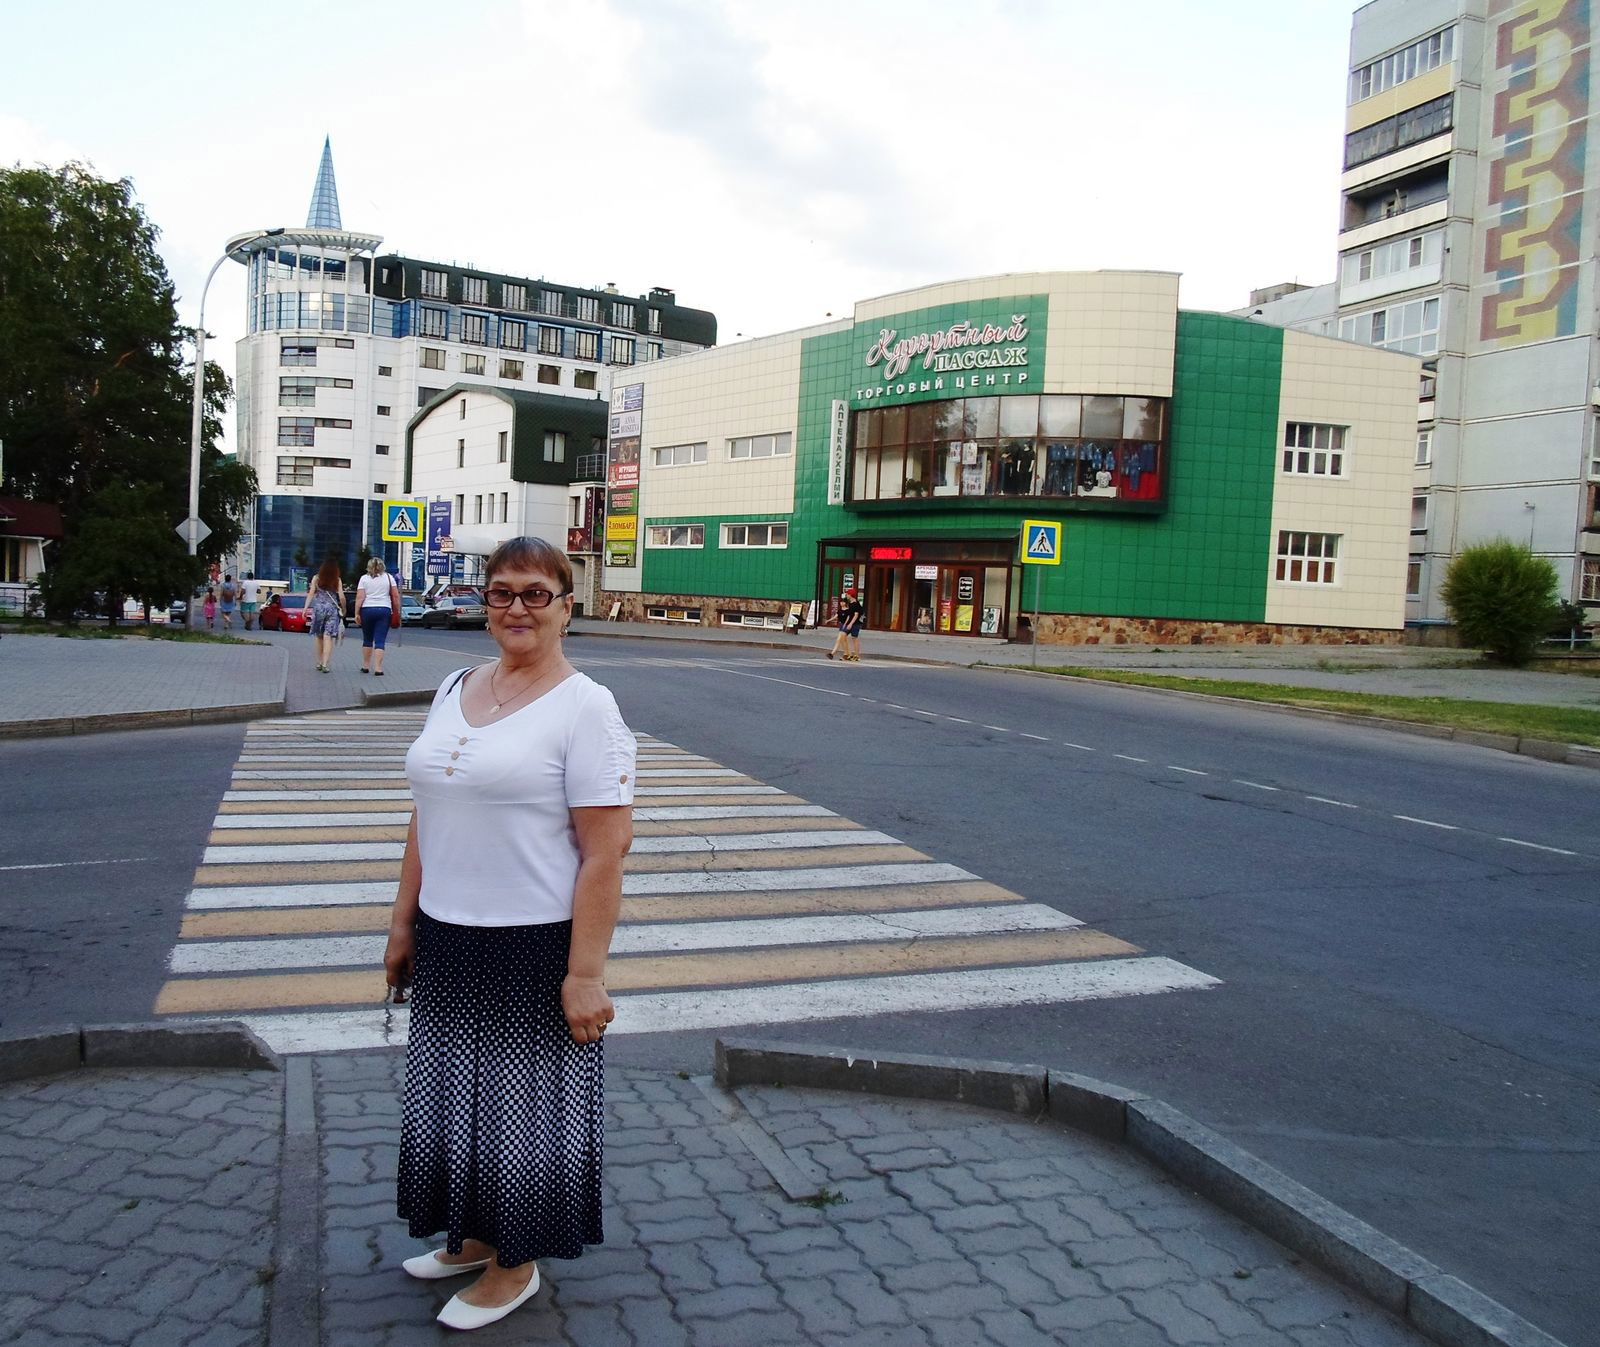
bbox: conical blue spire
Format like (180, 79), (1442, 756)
(306, 137), (343, 229)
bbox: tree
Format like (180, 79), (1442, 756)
(1440, 539), (1560, 665)
(34, 484), (200, 621)
(0, 162), (255, 616)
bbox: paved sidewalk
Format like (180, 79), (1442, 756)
(0, 1053), (1433, 1347)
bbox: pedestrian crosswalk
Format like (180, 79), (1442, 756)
(156, 708), (1221, 1054)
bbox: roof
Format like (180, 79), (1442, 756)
(306, 136), (342, 230)
(0, 497), (64, 540)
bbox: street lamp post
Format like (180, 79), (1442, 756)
(184, 228), (284, 621)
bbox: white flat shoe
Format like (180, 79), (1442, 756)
(436, 1264), (540, 1330)
(401, 1249), (492, 1280)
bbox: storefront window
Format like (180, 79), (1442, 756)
(847, 393), (1167, 507)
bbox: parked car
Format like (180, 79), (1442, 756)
(259, 593), (311, 632)
(167, 597), (188, 625)
(419, 595), (487, 630)
(400, 594), (428, 626)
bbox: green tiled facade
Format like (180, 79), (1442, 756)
(640, 302), (1285, 626)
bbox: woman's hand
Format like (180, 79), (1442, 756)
(384, 924), (415, 996)
(562, 974), (613, 1044)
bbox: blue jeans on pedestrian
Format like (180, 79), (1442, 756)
(361, 607), (393, 650)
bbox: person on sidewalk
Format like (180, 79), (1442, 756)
(384, 536), (634, 1333)
(201, 587), (216, 631)
(217, 575), (238, 632)
(239, 574), (261, 630)
(357, 558), (402, 676)
(305, 560), (344, 673)
(828, 591), (865, 661)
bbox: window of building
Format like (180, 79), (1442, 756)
(1349, 26), (1455, 104)
(544, 431), (566, 463)
(1341, 229), (1444, 288)
(612, 301), (635, 327)
(500, 319), (526, 351)
(1275, 531), (1341, 584)
(373, 483), (388, 495)
(500, 358), (524, 380)
(418, 306), (448, 338)
(473, 495), (482, 524)
(461, 313), (488, 345)
(503, 283), (527, 311)
(729, 432), (792, 460)
(537, 364), (560, 385)
(279, 416), (353, 444)
(278, 375), (353, 405)
(377, 364), (392, 377)
(538, 326), (562, 356)
(498, 431), (508, 464)
(421, 347), (446, 370)
(575, 295), (599, 322)
(280, 341), (319, 366)
(610, 336), (635, 365)
(1584, 482), (1600, 529)
(376, 403), (392, 416)
(574, 370), (597, 390)
(651, 442), (707, 467)
(648, 340), (664, 361)
(420, 268), (448, 298)
(455, 493), (464, 521)
(1282, 423), (1347, 477)
(647, 605), (703, 622)
(722, 522), (788, 548)
(275, 455), (351, 485)
(1407, 559), (1423, 597)
(1416, 429), (1433, 466)
(500, 491), (508, 523)
(1, 537), (23, 584)
(1582, 557), (1600, 603)
(539, 289), (562, 315)
(573, 331), (599, 361)
(462, 352), (486, 375)
(646, 525), (705, 548)
(1338, 296), (1441, 355)
(459, 398), (468, 420)
(1344, 94), (1454, 169)
(462, 275), (488, 305)
(417, 386), (442, 407)
(648, 307), (662, 334)
(376, 444), (390, 456)
(1411, 493), (1429, 532)
(457, 438), (465, 468)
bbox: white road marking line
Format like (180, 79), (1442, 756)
(1168, 767), (1207, 776)
(1020, 733), (1049, 741)
(1499, 837), (1578, 856)
(211, 813), (412, 829)
(635, 805), (836, 821)
(239, 757), (408, 765)
(710, 668), (854, 698)
(907, 708), (936, 716)
(232, 770), (408, 779)
(168, 903), (1089, 974)
(188, 882), (398, 910)
(1233, 780), (1279, 791)
(629, 830), (893, 854)
(944, 716), (972, 724)
(202, 842), (403, 864)
(223, 790), (415, 801)
(982, 725), (1011, 733)
(636, 768), (744, 778)
(1113, 754), (1148, 763)
(0, 857), (152, 872)
(1062, 742), (1095, 752)
(1394, 815), (1458, 830)
(217, 958), (1222, 1054)
(885, 704), (906, 710)
(637, 786), (784, 797)
(624, 861), (976, 896)
(1306, 796), (1358, 809)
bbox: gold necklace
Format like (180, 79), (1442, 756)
(488, 661), (544, 714)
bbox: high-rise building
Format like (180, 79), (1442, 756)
(1331, 0), (1598, 622)
(227, 142), (716, 582)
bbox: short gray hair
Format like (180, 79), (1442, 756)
(367, 557), (386, 578)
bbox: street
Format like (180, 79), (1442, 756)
(1, 634), (1595, 1345)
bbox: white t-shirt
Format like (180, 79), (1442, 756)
(240, 580), (261, 605)
(406, 668), (636, 926)
(357, 573), (397, 609)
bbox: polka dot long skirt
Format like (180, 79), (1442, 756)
(397, 913), (603, 1267)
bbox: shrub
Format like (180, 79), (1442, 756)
(1440, 539), (1560, 665)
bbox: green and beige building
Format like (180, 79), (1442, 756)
(597, 271), (1419, 644)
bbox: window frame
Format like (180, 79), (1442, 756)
(645, 524), (706, 549)
(419, 268), (448, 298)
(721, 522), (789, 549)
(728, 432), (794, 461)
(1273, 530), (1342, 586)
(650, 442), (708, 468)
(1281, 423), (1349, 478)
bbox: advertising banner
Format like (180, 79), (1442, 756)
(827, 399), (849, 505)
(605, 402), (641, 567)
(426, 500), (453, 576)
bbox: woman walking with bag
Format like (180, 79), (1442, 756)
(305, 559), (344, 673)
(385, 536), (634, 1332)
(357, 558), (402, 676)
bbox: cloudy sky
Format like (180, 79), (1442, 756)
(3, 0), (1357, 445)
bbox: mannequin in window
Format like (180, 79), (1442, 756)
(999, 442), (1035, 495)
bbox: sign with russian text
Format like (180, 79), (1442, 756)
(426, 500), (452, 576)
(853, 294), (1045, 409)
(827, 399), (849, 505)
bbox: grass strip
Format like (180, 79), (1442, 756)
(1027, 666), (1600, 748)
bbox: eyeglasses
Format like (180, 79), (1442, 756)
(483, 586), (567, 610)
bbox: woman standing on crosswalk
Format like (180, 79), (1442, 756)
(384, 535), (635, 1333)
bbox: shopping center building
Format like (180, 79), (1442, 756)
(597, 271), (1420, 644)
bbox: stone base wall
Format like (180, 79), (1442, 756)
(1029, 613), (1404, 647)
(594, 591), (795, 627)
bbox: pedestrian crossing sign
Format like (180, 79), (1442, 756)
(1021, 519), (1061, 565)
(381, 500), (425, 543)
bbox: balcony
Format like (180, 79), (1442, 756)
(573, 452), (606, 481)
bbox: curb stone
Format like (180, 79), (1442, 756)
(0, 698), (287, 741)
(714, 1037), (1569, 1347)
(982, 665), (1600, 770)
(0, 1021), (279, 1082)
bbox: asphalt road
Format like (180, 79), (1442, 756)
(4, 633), (1596, 1344)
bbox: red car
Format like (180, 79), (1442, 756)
(259, 593), (311, 632)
